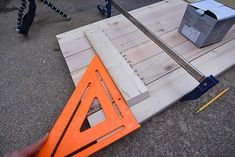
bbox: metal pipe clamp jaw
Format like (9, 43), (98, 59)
(182, 75), (219, 101)
(97, 0), (112, 18)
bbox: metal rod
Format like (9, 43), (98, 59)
(111, 0), (206, 82)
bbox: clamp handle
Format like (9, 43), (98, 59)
(97, 0), (112, 18)
(182, 75), (219, 101)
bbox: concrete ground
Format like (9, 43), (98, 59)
(0, 0), (234, 156)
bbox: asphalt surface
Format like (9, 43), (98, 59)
(0, 0), (234, 156)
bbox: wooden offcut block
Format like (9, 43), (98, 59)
(85, 29), (149, 107)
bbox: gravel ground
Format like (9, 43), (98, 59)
(0, 0), (234, 156)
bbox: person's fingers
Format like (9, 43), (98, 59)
(3, 151), (25, 157)
(21, 133), (49, 156)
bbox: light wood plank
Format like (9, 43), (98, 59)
(88, 39), (235, 125)
(85, 30), (149, 106)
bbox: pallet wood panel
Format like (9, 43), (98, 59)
(56, 0), (235, 125)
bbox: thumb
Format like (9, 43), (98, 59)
(21, 133), (49, 156)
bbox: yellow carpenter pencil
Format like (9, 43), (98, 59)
(196, 88), (229, 113)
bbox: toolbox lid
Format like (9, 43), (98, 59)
(191, 0), (235, 20)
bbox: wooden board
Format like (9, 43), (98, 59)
(57, 0), (235, 125)
(85, 30), (149, 106)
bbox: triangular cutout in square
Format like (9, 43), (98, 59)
(37, 54), (140, 157)
(81, 98), (105, 132)
(87, 97), (103, 116)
